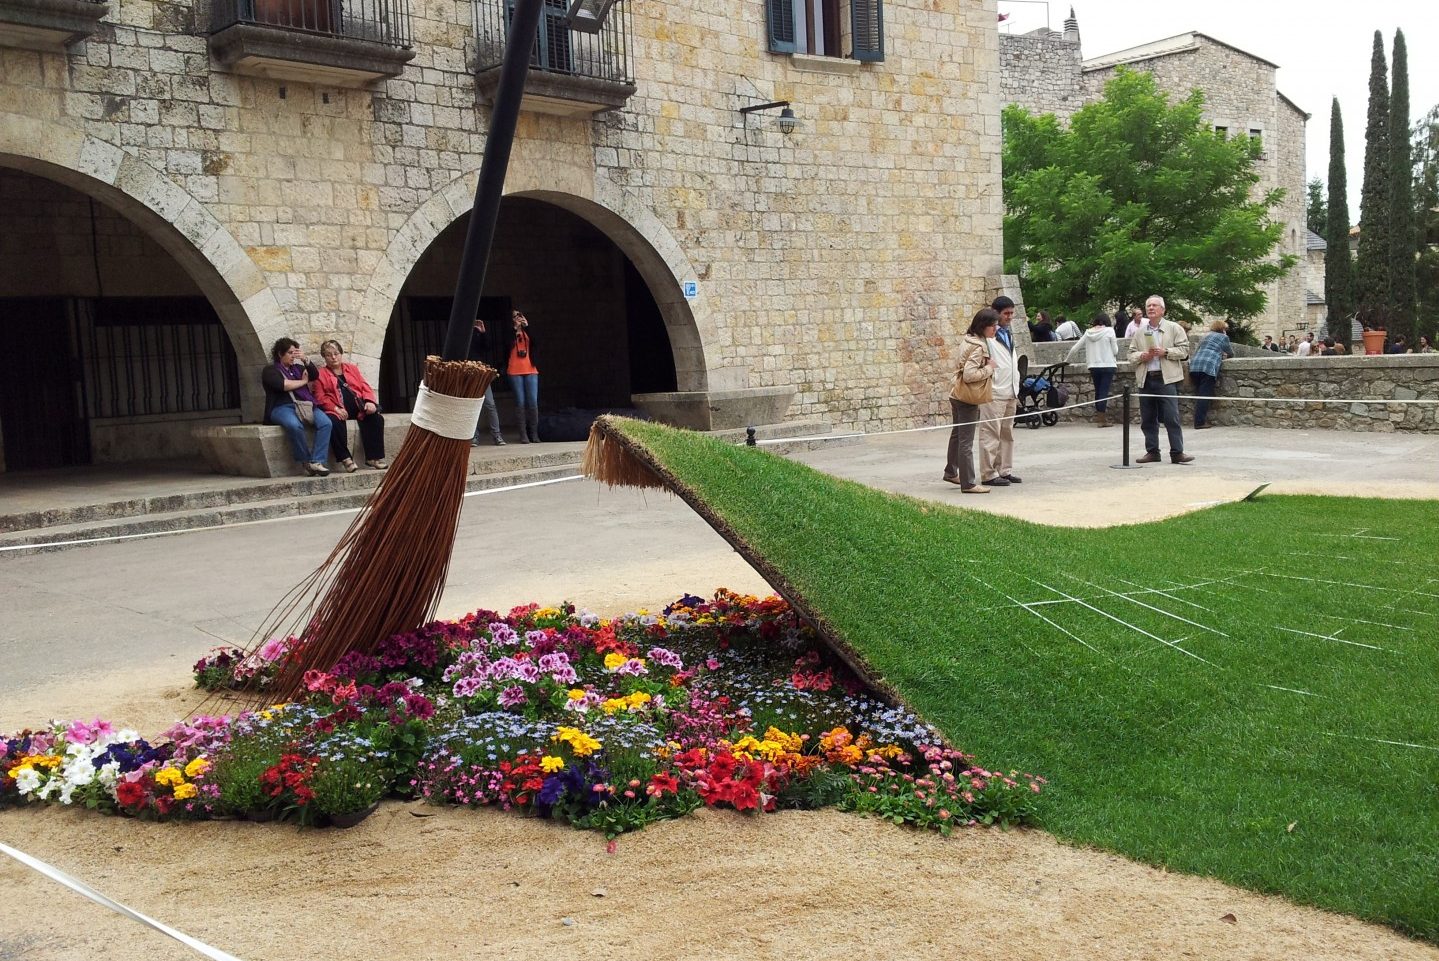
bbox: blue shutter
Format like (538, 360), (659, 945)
(767, 0), (796, 53)
(850, 0), (883, 62)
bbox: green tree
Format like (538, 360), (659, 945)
(1415, 104), (1439, 341)
(1388, 29), (1417, 339)
(1001, 70), (1293, 325)
(1325, 98), (1355, 347)
(1354, 30), (1391, 329)
(1306, 177), (1327, 236)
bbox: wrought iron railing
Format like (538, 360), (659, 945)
(81, 298), (241, 419)
(212, 0), (412, 47)
(474, 0), (632, 85)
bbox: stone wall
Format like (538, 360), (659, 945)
(1052, 355), (1439, 433)
(0, 0), (1006, 446)
(998, 32), (1082, 121)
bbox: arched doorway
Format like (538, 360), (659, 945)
(0, 167), (242, 470)
(380, 196), (677, 436)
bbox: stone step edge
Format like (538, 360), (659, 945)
(0, 419), (834, 535)
(0, 465), (582, 554)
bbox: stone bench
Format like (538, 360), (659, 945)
(193, 414), (414, 477)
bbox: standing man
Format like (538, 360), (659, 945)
(978, 295), (1023, 486)
(468, 315), (506, 446)
(1128, 295), (1193, 464)
(1295, 333), (1313, 357)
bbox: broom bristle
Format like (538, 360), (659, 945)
(242, 356), (496, 706)
(583, 417), (666, 491)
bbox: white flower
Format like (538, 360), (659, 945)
(13, 767), (42, 796)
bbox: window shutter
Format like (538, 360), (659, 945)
(850, 0), (883, 62)
(766, 0), (796, 53)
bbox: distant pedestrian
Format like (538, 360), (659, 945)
(1029, 309), (1057, 343)
(507, 309), (541, 443)
(1127, 295), (1193, 464)
(943, 309), (998, 493)
(1261, 335), (1281, 352)
(1295, 333), (1313, 357)
(468, 316), (506, 446)
(1417, 336), (1434, 354)
(1188, 320), (1233, 429)
(1054, 315), (1081, 340)
(1387, 335), (1409, 355)
(1066, 311), (1119, 427)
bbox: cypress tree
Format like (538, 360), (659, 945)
(1354, 30), (1391, 331)
(1388, 28), (1416, 340)
(1325, 98), (1354, 346)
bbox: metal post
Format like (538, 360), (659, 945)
(440, 0), (544, 362)
(1110, 384), (1141, 469)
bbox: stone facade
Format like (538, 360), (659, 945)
(0, 0), (1008, 471)
(1001, 27), (1308, 340)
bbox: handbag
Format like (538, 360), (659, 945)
(292, 397), (316, 426)
(953, 344), (994, 405)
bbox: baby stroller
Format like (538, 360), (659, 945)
(1016, 359), (1070, 428)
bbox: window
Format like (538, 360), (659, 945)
(1214, 125), (1227, 137)
(1249, 128), (1263, 146)
(767, 0), (882, 62)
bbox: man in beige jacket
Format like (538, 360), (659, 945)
(1128, 295), (1194, 464)
(979, 296), (1023, 486)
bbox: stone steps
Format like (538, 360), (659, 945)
(0, 419), (852, 552)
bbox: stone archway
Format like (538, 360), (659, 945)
(358, 169), (716, 393)
(0, 112), (283, 418)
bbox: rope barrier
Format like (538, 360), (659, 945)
(0, 841), (243, 961)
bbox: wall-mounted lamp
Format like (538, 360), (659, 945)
(739, 99), (801, 135)
(566, 0), (618, 33)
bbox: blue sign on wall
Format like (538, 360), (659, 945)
(682, 281), (698, 300)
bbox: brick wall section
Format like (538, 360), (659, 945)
(0, 0), (1006, 432)
(998, 33), (1083, 121)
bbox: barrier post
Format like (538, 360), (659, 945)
(1110, 384), (1141, 469)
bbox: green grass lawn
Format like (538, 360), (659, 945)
(602, 418), (1439, 940)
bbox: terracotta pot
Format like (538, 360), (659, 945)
(1362, 329), (1387, 355)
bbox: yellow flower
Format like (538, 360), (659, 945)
(172, 782), (198, 800)
(600, 698), (627, 715)
(153, 767), (184, 787)
(603, 652), (626, 671)
(568, 689), (587, 701)
(551, 727), (602, 757)
(540, 756), (565, 773)
(535, 607), (561, 618)
(625, 691), (652, 709)
(9, 754), (62, 776)
(184, 757), (211, 778)
(764, 728), (806, 754)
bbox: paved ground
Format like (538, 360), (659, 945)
(2, 423), (1436, 709)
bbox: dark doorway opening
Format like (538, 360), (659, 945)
(0, 298), (88, 470)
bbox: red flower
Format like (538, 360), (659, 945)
(115, 778), (147, 809)
(646, 773), (679, 797)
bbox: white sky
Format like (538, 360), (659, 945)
(998, 0), (1439, 222)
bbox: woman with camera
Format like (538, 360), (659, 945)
(507, 309), (541, 443)
(260, 338), (333, 477)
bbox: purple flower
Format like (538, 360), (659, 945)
(616, 658), (648, 677)
(647, 647), (683, 670)
(497, 685), (527, 708)
(453, 677), (483, 698)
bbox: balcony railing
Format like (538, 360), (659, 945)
(210, 0), (415, 85)
(474, 0), (635, 114)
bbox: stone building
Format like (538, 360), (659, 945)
(1001, 16), (1308, 338)
(0, 0), (1007, 472)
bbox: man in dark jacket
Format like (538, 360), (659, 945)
(469, 317), (506, 445)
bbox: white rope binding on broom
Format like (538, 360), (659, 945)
(411, 383), (486, 440)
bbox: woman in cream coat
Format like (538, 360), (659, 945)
(943, 309), (999, 493)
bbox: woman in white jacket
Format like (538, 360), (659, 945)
(1066, 311), (1120, 427)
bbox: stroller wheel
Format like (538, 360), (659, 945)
(1042, 411), (1059, 426)
(1024, 414), (1041, 429)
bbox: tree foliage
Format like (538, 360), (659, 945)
(1388, 29), (1417, 338)
(1324, 98), (1354, 346)
(1415, 104), (1439, 340)
(1306, 177), (1327, 236)
(1002, 70), (1293, 324)
(1354, 30), (1391, 328)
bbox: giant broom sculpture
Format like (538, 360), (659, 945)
(252, 0), (549, 703)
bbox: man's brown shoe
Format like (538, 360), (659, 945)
(1171, 452), (1195, 464)
(1135, 451), (1161, 464)
(961, 484), (991, 494)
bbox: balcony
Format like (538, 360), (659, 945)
(474, 0), (635, 116)
(0, 0), (107, 52)
(209, 0), (415, 87)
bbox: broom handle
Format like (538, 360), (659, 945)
(441, 0), (545, 361)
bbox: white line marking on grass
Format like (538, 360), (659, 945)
(1022, 577), (1217, 666)
(1118, 577), (1218, 614)
(1060, 572), (1230, 639)
(1313, 528), (1399, 541)
(966, 574), (1106, 657)
(1276, 626), (1396, 653)
(1322, 733), (1439, 753)
(1257, 572), (1439, 598)
(1264, 684), (1323, 697)
(1312, 613), (1414, 632)
(1284, 551), (1356, 561)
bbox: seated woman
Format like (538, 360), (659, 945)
(314, 339), (387, 471)
(261, 338), (333, 476)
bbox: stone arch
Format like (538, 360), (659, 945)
(359, 169), (716, 392)
(0, 111), (284, 417)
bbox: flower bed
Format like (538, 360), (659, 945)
(3, 591), (1044, 836)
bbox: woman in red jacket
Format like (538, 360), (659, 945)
(314, 340), (387, 470)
